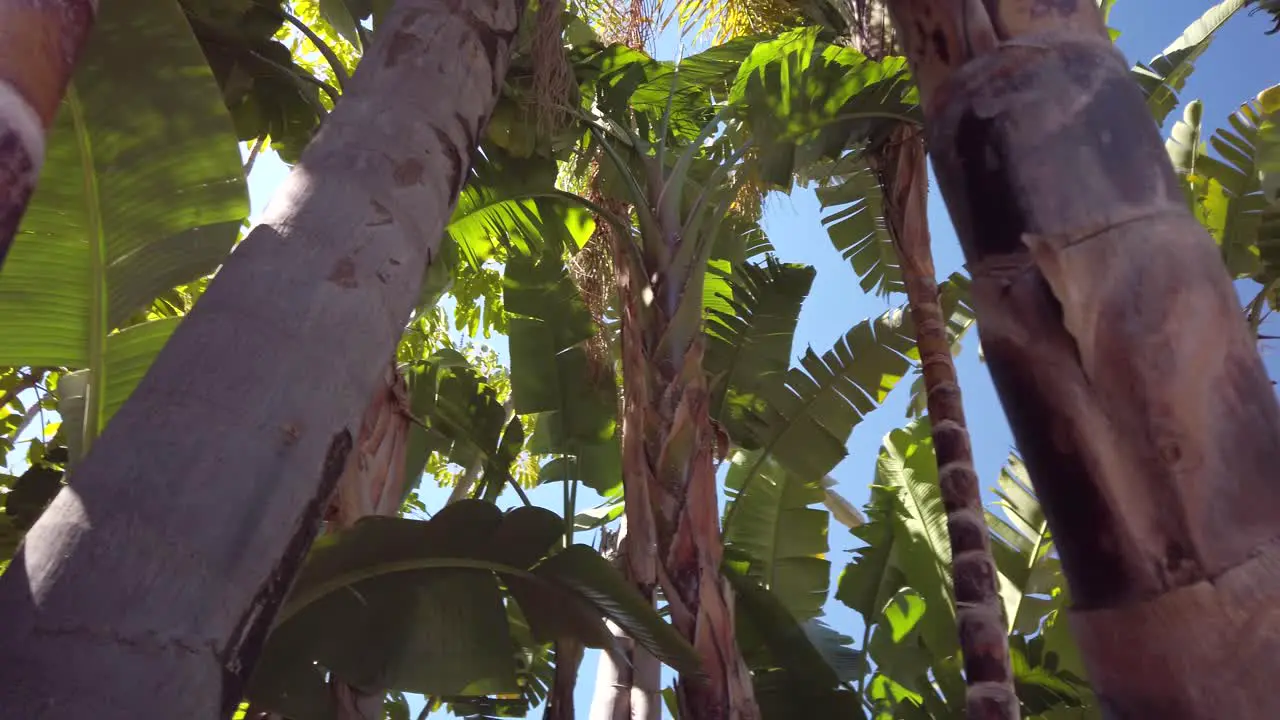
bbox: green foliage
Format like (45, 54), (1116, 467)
(0, 0), (248, 460)
(834, 424), (1094, 718)
(1131, 0), (1249, 126)
(1167, 86), (1280, 322)
(249, 501), (698, 716)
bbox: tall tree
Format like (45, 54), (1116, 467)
(886, 0), (1280, 717)
(0, 0), (98, 270)
(0, 0), (523, 717)
(847, 5), (1016, 716)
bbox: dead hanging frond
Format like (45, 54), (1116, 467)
(532, 0), (574, 136)
(570, 163), (625, 381)
(847, 0), (899, 59)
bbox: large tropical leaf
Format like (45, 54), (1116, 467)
(249, 502), (699, 715)
(704, 257), (815, 442)
(447, 152), (596, 267)
(0, 0), (247, 451)
(986, 455), (1058, 635)
(1174, 93), (1280, 287)
(811, 152), (898, 297)
(728, 26), (919, 187)
(728, 563), (866, 720)
(723, 450), (829, 619)
(1130, 0), (1249, 126)
(866, 420), (958, 661)
(737, 304), (919, 484)
(504, 250), (617, 449)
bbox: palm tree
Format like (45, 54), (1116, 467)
(0, 0), (99, 269)
(885, 0), (1280, 716)
(683, 0), (1018, 712)
(0, 0), (525, 715)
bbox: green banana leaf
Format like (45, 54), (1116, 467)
(250, 502), (700, 716)
(724, 450), (829, 619)
(1131, 0), (1249, 126)
(811, 152), (899, 297)
(0, 0), (247, 454)
(704, 257), (816, 443)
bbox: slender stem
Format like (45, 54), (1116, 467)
(243, 137), (265, 177)
(278, 11), (351, 89)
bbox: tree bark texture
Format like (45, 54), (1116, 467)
(0, 0), (97, 269)
(0, 0), (522, 717)
(887, 1), (1280, 717)
(611, 185), (758, 720)
(324, 361), (413, 720)
(870, 123), (1017, 719)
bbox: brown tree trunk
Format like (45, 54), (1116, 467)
(0, 0), (523, 717)
(886, 1), (1280, 717)
(871, 125), (1017, 718)
(0, 0), (97, 269)
(611, 189), (757, 720)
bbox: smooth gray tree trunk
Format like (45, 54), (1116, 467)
(0, 0), (522, 717)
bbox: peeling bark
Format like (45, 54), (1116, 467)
(0, 0), (97, 267)
(886, 1), (1280, 717)
(0, 0), (523, 716)
(611, 176), (757, 720)
(870, 123), (1017, 719)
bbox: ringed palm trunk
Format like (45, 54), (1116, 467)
(886, 0), (1280, 716)
(611, 208), (757, 720)
(850, 3), (1017, 713)
(870, 124), (1017, 718)
(0, 0), (523, 716)
(0, 0), (97, 269)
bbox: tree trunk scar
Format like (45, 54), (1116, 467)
(218, 429), (353, 716)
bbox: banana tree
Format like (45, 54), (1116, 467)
(883, 0), (1280, 716)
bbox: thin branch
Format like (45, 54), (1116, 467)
(243, 136), (265, 176)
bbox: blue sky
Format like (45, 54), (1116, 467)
(227, 3), (1280, 716)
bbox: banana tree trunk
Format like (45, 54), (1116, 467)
(871, 124), (1017, 718)
(588, 523), (662, 720)
(0, 0), (97, 269)
(0, 0), (522, 716)
(611, 192), (757, 720)
(886, 1), (1280, 717)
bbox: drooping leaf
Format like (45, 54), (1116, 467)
(723, 450), (829, 620)
(728, 27), (918, 186)
(740, 304), (919, 484)
(728, 564), (865, 719)
(811, 152), (899, 296)
(1130, 0), (1249, 126)
(704, 257), (815, 443)
(531, 544), (702, 675)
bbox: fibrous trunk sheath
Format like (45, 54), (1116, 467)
(611, 210), (757, 720)
(871, 123), (1017, 719)
(0, 0), (98, 269)
(887, 1), (1280, 716)
(0, 0), (522, 716)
